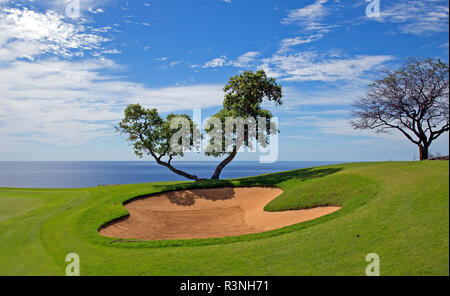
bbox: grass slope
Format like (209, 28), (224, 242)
(0, 161), (448, 276)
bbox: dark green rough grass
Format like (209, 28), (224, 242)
(0, 161), (448, 275)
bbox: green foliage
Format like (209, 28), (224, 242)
(117, 71), (283, 180)
(116, 104), (195, 159)
(223, 69), (283, 117)
(205, 70), (283, 157)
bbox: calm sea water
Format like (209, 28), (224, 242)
(0, 161), (346, 188)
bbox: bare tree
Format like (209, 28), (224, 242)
(351, 58), (449, 160)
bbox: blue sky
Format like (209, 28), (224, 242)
(0, 0), (448, 161)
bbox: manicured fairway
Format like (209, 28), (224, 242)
(0, 161), (448, 275)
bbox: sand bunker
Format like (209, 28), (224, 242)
(99, 187), (341, 240)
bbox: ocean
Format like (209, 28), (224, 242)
(0, 161), (346, 188)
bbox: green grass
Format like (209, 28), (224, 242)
(0, 161), (448, 275)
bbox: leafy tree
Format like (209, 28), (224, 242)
(351, 58), (449, 160)
(116, 104), (201, 181)
(205, 70), (283, 179)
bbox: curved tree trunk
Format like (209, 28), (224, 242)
(211, 149), (237, 180)
(150, 151), (200, 181)
(157, 160), (200, 181)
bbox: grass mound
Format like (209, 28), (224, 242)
(0, 161), (448, 275)
(265, 174), (373, 211)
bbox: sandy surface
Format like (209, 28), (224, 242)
(99, 187), (341, 240)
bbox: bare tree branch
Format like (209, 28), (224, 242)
(351, 57), (449, 160)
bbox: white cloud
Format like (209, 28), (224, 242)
(201, 52), (260, 69)
(49, 0), (109, 15)
(101, 49), (121, 54)
(88, 7), (105, 14)
(260, 52), (393, 82)
(0, 5), (223, 146)
(282, 0), (449, 38)
(282, 0), (332, 32)
(231, 51), (260, 67)
(283, 0), (327, 23)
(281, 86), (367, 107)
(0, 59), (224, 146)
(380, 0), (449, 35)
(280, 108), (404, 141)
(278, 34), (323, 53)
(203, 55), (227, 68)
(294, 115), (428, 143)
(199, 49), (392, 83)
(0, 7), (107, 61)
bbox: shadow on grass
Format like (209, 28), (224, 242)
(238, 167), (342, 185)
(166, 187), (236, 206)
(99, 166), (347, 246)
(160, 167), (343, 191)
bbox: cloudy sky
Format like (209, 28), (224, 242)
(0, 0), (448, 161)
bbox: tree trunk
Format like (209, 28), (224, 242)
(211, 149), (238, 180)
(419, 144), (429, 160)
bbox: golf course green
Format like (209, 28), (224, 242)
(0, 161), (448, 276)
